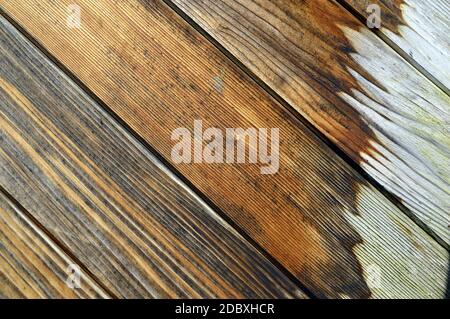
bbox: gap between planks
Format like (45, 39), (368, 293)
(0, 13), (314, 299)
(0, 185), (113, 298)
(159, 0), (448, 251)
(2, 0), (447, 298)
(163, 0), (449, 248)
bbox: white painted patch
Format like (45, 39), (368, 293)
(337, 24), (450, 242)
(335, 17), (450, 297)
(383, 0), (450, 88)
(348, 183), (448, 298)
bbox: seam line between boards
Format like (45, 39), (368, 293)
(160, 0), (449, 251)
(0, 9), (317, 298)
(0, 184), (116, 298)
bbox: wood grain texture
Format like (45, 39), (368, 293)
(343, 0), (450, 90)
(1, 0), (448, 298)
(168, 0), (450, 244)
(0, 17), (306, 299)
(0, 190), (108, 298)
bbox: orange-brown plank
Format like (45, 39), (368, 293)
(0, 16), (306, 298)
(169, 0), (450, 244)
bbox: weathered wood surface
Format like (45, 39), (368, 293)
(168, 0), (450, 244)
(2, 0), (446, 298)
(0, 190), (109, 298)
(343, 0), (450, 91)
(0, 17), (306, 299)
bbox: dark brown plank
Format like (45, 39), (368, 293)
(0, 190), (109, 298)
(0, 16), (306, 299)
(1, 0), (447, 298)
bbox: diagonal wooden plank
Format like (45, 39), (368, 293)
(341, 0), (450, 92)
(167, 0), (450, 245)
(0, 189), (109, 298)
(1, 0), (447, 298)
(0, 16), (306, 299)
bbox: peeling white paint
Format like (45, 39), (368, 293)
(347, 183), (448, 298)
(338, 24), (450, 243)
(384, 0), (450, 88)
(336, 17), (450, 297)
